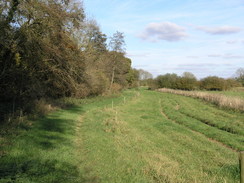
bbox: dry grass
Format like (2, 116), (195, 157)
(158, 88), (244, 112)
(143, 153), (181, 183)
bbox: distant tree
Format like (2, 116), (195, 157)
(225, 78), (242, 89)
(182, 72), (197, 80)
(79, 20), (107, 53)
(126, 69), (139, 88)
(200, 76), (227, 91)
(137, 69), (153, 86)
(156, 73), (180, 89)
(138, 69), (153, 80)
(108, 31), (126, 91)
(235, 68), (244, 86)
(179, 72), (198, 90)
(109, 31), (126, 53)
(148, 79), (158, 90)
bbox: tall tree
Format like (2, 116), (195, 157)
(235, 68), (244, 86)
(138, 69), (153, 80)
(108, 31), (126, 91)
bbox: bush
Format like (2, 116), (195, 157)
(200, 76), (227, 91)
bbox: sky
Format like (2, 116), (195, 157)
(83, 0), (244, 79)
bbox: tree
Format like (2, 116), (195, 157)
(0, 0), (87, 116)
(179, 72), (198, 90)
(200, 76), (227, 91)
(78, 20), (107, 53)
(182, 72), (197, 80)
(126, 69), (139, 88)
(235, 68), (244, 86)
(109, 31), (125, 53)
(0, 0), (135, 122)
(108, 31), (126, 91)
(138, 69), (153, 80)
(225, 78), (242, 88)
(156, 73), (180, 89)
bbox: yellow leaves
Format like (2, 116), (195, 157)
(15, 52), (21, 66)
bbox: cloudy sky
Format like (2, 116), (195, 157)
(83, 0), (244, 79)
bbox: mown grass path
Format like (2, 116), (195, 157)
(0, 89), (241, 182)
(77, 89), (240, 182)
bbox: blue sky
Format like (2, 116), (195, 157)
(83, 0), (244, 79)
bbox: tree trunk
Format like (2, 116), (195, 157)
(109, 54), (117, 91)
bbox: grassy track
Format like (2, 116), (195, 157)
(0, 89), (241, 182)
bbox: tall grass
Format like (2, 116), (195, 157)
(158, 88), (244, 112)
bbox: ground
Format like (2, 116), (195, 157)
(0, 88), (242, 182)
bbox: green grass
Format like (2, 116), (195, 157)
(159, 93), (244, 151)
(0, 89), (241, 182)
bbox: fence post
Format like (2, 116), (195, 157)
(240, 151), (244, 183)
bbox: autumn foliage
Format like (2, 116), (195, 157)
(0, 0), (138, 121)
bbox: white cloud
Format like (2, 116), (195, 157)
(139, 22), (188, 42)
(196, 26), (242, 35)
(187, 56), (199, 59)
(226, 40), (238, 44)
(208, 54), (243, 59)
(208, 54), (222, 57)
(224, 54), (244, 59)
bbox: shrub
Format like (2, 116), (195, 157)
(200, 76), (227, 91)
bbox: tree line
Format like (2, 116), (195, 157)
(147, 69), (244, 91)
(0, 0), (139, 121)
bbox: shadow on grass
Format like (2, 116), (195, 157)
(1, 157), (84, 182)
(0, 106), (100, 183)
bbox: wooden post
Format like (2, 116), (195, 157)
(240, 151), (244, 183)
(115, 109), (118, 123)
(112, 100), (114, 109)
(123, 97), (126, 104)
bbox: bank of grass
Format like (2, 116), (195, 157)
(159, 93), (244, 151)
(158, 88), (244, 112)
(0, 88), (241, 182)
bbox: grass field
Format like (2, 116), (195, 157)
(0, 89), (242, 182)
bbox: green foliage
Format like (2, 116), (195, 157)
(156, 73), (180, 89)
(0, 0), (135, 122)
(235, 68), (244, 86)
(126, 68), (139, 88)
(152, 72), (241, 91)
(200, 76), (227, 91)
